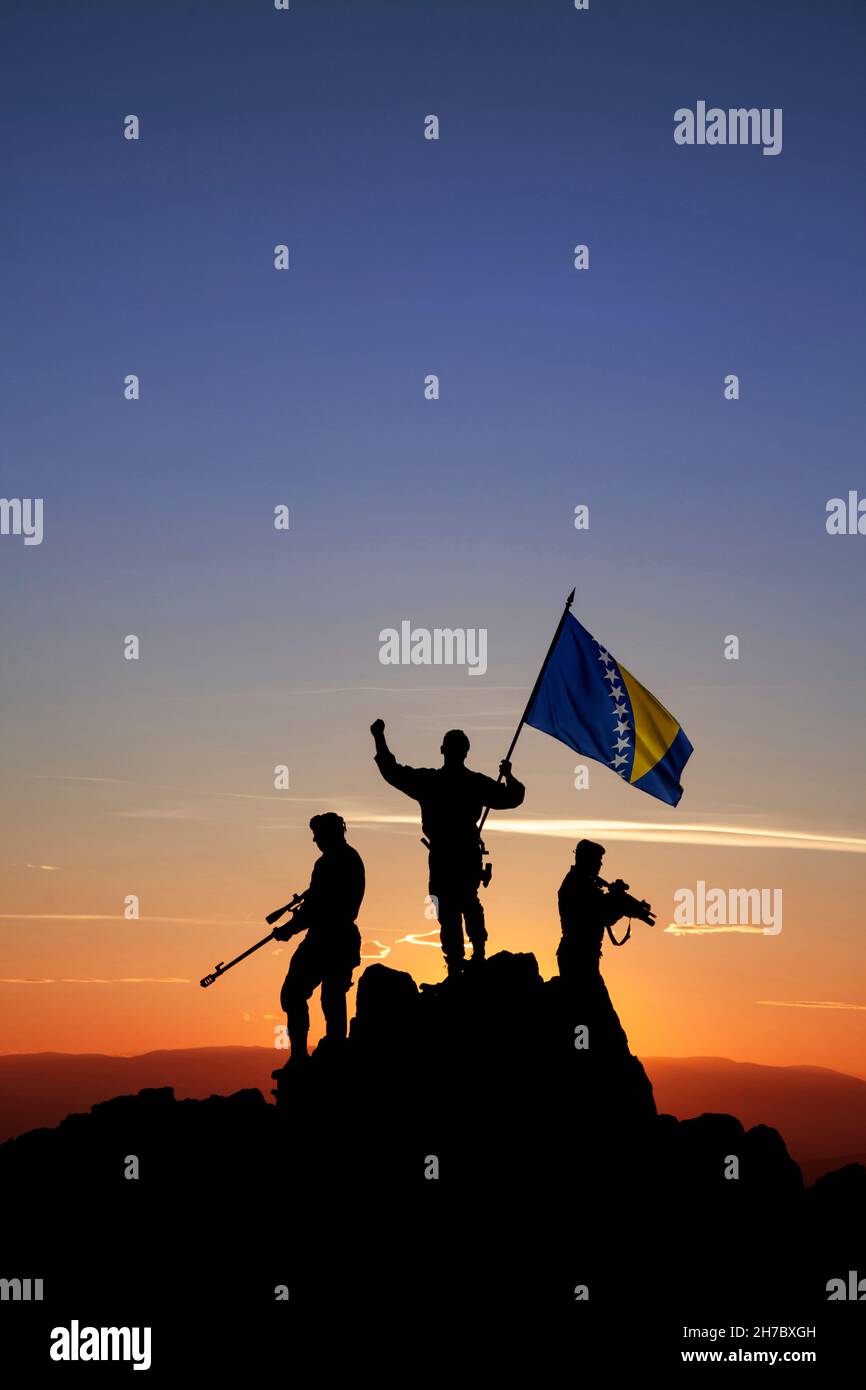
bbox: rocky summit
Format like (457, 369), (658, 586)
(2, 954), (864, 1356)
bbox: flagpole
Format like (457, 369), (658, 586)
(477, 587), (575, 834)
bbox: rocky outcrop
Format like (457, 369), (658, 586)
(1, 953), (863, 1325)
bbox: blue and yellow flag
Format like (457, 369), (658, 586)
(525, 613), (693, 806)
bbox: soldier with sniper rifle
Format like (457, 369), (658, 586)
(201, 812), (364, 1070)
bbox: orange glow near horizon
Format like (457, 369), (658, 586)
(3, 790), (866, 1080)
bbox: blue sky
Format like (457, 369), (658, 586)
(2, 0), (865, 1063)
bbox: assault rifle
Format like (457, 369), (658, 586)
(600, 877), (656, 928)
(599, 876), (655, 947)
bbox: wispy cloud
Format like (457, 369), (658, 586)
(396, 928), (442, 948)
(0, 977), (190, 985)
(0, 914), (258, 926)
(25, 863), (60, 871)
(353, 814), (866, 855)
(411, 722), (517, 733)
(284, 685), (526, 696)
(33, 775), (131, 785)
(756, 999), (866, 1012)
(38, 776), (866, 857)
(0, 978), (56, 984)
(360, 940), (391, 959)
(665, 924), (764, 935)
(30, 773), (335, 806)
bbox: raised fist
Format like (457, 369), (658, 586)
(370, 719), (385, 737)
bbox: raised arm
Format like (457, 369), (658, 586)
(370, 719), (425, 799)
(370, 718), (392, 764)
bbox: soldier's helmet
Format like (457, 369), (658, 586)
(310, 812), (347, 845)
(441, 729), (470, 760)
(574, 839), (605, 873)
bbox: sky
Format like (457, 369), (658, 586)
(1, 0), (865, 1076)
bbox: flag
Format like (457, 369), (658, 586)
(525, 613), (693, 806)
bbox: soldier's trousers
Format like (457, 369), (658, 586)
(556, 937), (603, 986)
(280, 925), (361, 1059)
(428, 848), (487, 969)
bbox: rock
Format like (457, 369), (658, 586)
(0, 954), (862, 1329)
(351, 962), (418, 1045)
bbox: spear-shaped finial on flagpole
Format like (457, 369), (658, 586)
(477, 587), (575, 835)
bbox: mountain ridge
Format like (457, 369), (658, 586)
(2, 1040), (864, 1179)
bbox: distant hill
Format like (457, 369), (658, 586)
(646, 1055), (866, 1182)
(1, 1042), (864, 1182)
(0, 1046), (276, 1143)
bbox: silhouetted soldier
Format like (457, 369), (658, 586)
(557, 839), (654, 982)
(370, 719), (525, 977)
(274, 813), (364, 1064)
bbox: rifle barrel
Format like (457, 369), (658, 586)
(199, 930), (274, 988)
(200, 891), (307, 988)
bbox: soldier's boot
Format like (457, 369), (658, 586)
(445, 954), (464, 980)
(284, 1023), (310, 1068)
(271, 1020), (306, 1079)
(270, 1036), (307, 1104)
(271, 1045), (308, 1083)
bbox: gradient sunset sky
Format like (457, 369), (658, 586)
(2, 0), (865, 1073)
